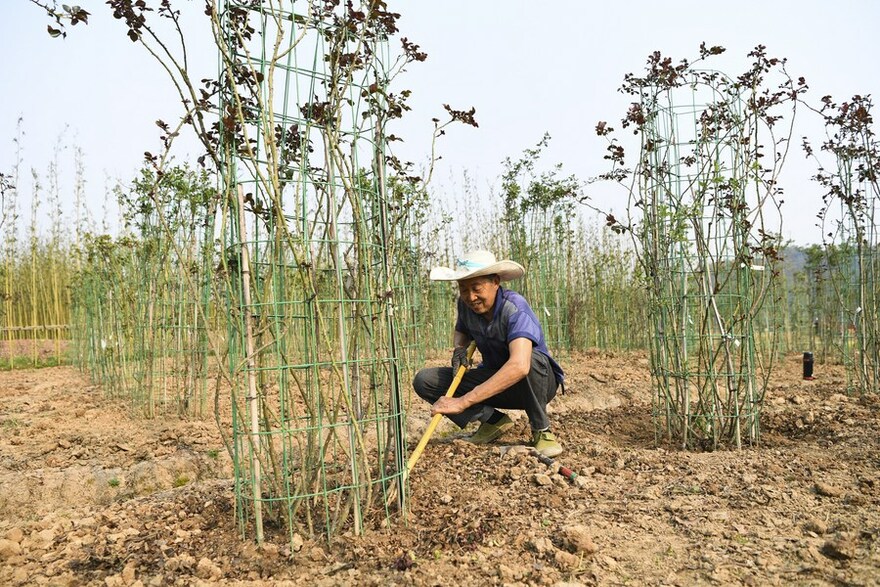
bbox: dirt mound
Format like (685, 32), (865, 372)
(1, 353), (878, 585)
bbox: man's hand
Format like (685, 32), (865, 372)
(431, 395), (469, 415)
(451, 346), (469, 373)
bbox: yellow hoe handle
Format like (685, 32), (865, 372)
(406, 341), (477, 474)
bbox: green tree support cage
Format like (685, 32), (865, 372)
(216, 1), (408, 543)
(70, 167), (216, 419)
(812, 95), (879, 394)
(826, 178), (879, 394)
(631, 70), (788, 450)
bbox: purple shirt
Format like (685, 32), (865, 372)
(455, 287), (564, 384)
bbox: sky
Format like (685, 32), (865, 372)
(1, 0), (879, 245)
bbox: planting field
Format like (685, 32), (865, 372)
(0, 352), (878, 586)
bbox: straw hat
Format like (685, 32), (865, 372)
(429, 250), (525, 282)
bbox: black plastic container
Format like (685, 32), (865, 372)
(803, 351), (814, 379)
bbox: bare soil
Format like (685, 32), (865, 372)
(0, 350), (878, 586)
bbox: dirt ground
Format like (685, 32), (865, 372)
(0, 350), (878, 586)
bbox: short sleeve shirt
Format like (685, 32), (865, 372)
(455, 287), (564, 384)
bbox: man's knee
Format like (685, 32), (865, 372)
(412, 369), (429, 399)
(412, 367), (441, 400)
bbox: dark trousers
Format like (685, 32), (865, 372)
(412, 350), (557, 431)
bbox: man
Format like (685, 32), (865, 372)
(413, 250), (565, 457)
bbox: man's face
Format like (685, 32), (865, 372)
(458, 275), (500, 317)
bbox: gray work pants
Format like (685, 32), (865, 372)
(412, 350), (557, 431)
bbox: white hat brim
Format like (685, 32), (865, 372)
(429, 260), (525, 282)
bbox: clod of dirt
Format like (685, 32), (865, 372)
(560, 525), (597, 555)
(498, 445), (531, 459)
(10, 567), (28, 585)
(121, 562), (136, 584)
(392, 551), (415, 571)
(497, 563), (516, 581)
(804, 519), (829, 535)
(196, 556), (223, 580)
(554, 548), (580, 570)
(0, 539), (21, 559)
(530, 536), (554, 554)
(165, 553), (196, 572)
(308, 546), (326, 562)
(259, 542), (281, 559)
(533, 474), (552, 486)
(820, 536), (856, 560)
(815, 481), (843, 498)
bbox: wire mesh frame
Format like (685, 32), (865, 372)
(523, 206), (572, 356)
(217, 1), (407, 543)
(637, 74), (777, 450)
(69, 221), (215, 419)
(828, 167), (880, 394)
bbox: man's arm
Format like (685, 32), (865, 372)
(432, 337), (532, 415)
(453, 330), (472, 349)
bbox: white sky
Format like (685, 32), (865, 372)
(1, 1), (878, 245)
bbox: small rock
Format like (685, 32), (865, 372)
(509, 466), (524, 480)
(439, 494), (453, 504)
(0, 539), (22, 559)
(58, 439), (71, 449)
(533, 474), (552, 487)
(791, 395), (805, 405)
(498, 563), (515, 581)
(815, 482), (843, 497)
(574, 476), (589, 489)
(104, 574), (124, 587)
(551, 474), (567, 487)
(742, 472), (758, 485)
(291, 533), (304, 552)
(560, 525), (597, 555)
